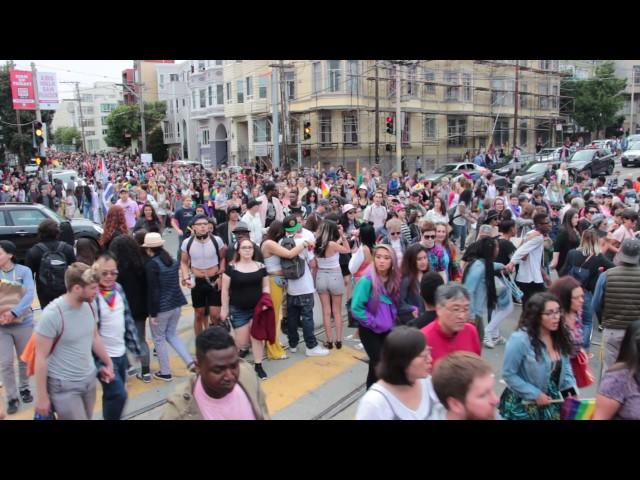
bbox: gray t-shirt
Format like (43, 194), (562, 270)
(35, 296), (98, 381)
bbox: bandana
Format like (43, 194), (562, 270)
(99, 286), (117, 310)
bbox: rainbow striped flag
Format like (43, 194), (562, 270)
(320, 179), (330, 198)
(560, 398), (595, 420)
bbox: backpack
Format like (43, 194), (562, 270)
(280, 236), (306, 280)
(185, 233), (221, 265)
(37, 242), (68, 295)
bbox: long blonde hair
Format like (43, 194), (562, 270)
(577, 229), (601, 257)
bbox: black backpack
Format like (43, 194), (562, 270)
(280, 236), (306, 280)
(37, 243), (68, 295)
(185, 234), (221, 264)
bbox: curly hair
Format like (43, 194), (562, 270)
(517, 292), (574, 359)
(100, 205), (128, 247)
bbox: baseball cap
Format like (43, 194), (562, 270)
(358, 184), (368, 191)
(232, 221), (250, 233)
(283, 215), (302, 233)
(485, 209), (500, 222)
(618, 238), (640, 265)
(342, 204), (356, 214)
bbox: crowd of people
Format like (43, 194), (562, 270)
(2, 145), (640, 420)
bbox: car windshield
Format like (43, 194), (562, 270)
(538, 149), (556, 155)
(628, 142), (640, 151)
(434, 164), (457, 173)
(523, 162), (548, 174)
(41, 206), (65, 223)
(569, 150), (593, 162)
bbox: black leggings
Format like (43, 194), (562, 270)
(358, 326), (390, 389)
(516, 281), (546, 308)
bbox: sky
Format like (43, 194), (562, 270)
(5, 60), (183, 98)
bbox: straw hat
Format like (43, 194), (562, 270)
(142, 232), (165, 248)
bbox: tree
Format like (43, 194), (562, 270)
(562, 62), (627, 138)
(104, 101), (166, 150)
(147, 127), (167, 162)
(52, 126), (82, 145)
(0, 61), (55, 165)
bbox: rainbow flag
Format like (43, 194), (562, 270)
(560, 398), (595, 420)
(320, 179), (330, 198)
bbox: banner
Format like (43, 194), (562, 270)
(10, 69), (36, 110)
(37, 72), (59, 110)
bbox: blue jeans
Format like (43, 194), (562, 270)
(287, 293), (317, 349)
(82, 202), (92, 219)
(452, 223), (467, 250)
(581, 290), (594, 349)
(99, 354), (128, 420)
(150, 307), (193, 375)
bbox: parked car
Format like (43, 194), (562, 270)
(535, 147), (562, 162)
(568, 149), (615, 177)
(621, 142), (640, 168)
(626, 135), (640, 146)
(0, 202), (102, 263)
(423, 162), (480, 184)
(513, 161), (562, 189)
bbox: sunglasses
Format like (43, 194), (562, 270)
(389, 232), (401, 236)
(423, 234), (436, 239)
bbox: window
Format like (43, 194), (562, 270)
(246, 77), (253, 99)
(217, 84), (224, 105)
(538, 82), (549, 109)
(192, 91), (196, 109)
(389, 65), (397, 97)
(177, 122), (180, 138)
(102, 129), (108, 136)
(551, 84), (559, 109)
(82, 106), (94, 115)
(100, 103), (116, 113)
(198, 60), (205, 71)
(520, 121), (528, 147)
(445, 71), (460, 102)
(284, 71), (295, 100)
(423, 114), (436, 141)
(82, 119), (95, 127)
(215, 60), (223, 66)
(258, 77), (267, 99)
(424, 69), (436, 95)
(226, 82), (232, 104)
(518, 60), (528, 67)
(313, 62), (321, 94)
(401, 113), (410, 144)
(84, 130), (95, 137)
(462, 72), (472, 102)
(175, 99), (179, 112)
(491, 78), (514, 106)
(159, 74), (164, 87)
(519, 83), (528, 108)
(327, 60), (342, 93)
(343, 112), (358, 145)
(202, 129), (210, 145)
(198, 89), (205, 108)
(634, 66), (640, 84)
(9, 209), (47, 226)
(170, 74), (179, 82)
(236, 80), (244, 104)
(347, 60), (360, 95)
(253, 119), (271, 143)
(101, 117), (109, 125)
(208, 86), (213, 106)
(407, 64), (417, 96)
(493, 119), (510, 147)
(447, 117), (466, 146)
(81, 94), (93, 102)
(539, 60), (552, 70)
(320, 111), (332, 145)
(182, 98), (185, 107)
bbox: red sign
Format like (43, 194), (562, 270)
(9, 69), (36, 110)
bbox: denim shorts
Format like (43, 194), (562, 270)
(229, 305), (253, 329)
(316, 269), (345, 295)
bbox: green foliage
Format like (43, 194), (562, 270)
(52, 126), (82, 145)
(147, 127), (167, 162)
(0, 61), (55, 164)
(104, 101), (166, 150)
(562, 62), (627, 137)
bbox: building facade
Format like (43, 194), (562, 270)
(614, 60), (640, 136)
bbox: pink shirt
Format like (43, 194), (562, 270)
(194, 378), (256, 420)
(420, 320), (481, 367)
(115, 198), (139, 230)
(612, 225), (635, 245)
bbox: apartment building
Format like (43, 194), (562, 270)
(614, 60), (640, 135)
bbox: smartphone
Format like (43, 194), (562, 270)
(561, 387), (577, 399)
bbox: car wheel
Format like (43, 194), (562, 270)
(607, 162), (614, 175)
(622, 161), (628, 168)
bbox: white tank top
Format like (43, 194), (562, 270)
(317, 252), (340, 269)
(264, 254), (282, 274)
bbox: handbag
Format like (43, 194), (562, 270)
(566, 253), (593, 287)
(500, 271), (523, 302)
(0, 278), (29, 324)
(570, 349), (595, 388)
(21, 305), (65, 377)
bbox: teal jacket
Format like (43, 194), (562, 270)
(351, 275), (397, 334)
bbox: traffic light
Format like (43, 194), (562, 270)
(304, 122), (311, 140)
(34, 121), (44, 146)
(35, 156), (41, 165)
(386, 116), (394, 134)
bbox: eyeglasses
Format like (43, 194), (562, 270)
(542, 309), (561, 317)
(194, 222), (209, 227)
(101, 270), (119, 277)
(423, 234), (436, 239)
(389, 232), (401, 236)
(588, 210), (598, 214)
(445, 305), (470, 315)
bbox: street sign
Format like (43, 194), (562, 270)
(255, 144), (268, 156)
(37, 72), (59, 110)
(9, 69), (36, 110)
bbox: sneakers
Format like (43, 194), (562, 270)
(483, 337), (496, 349)
(354, 342), (364, 351)
(254, 363), (268, 380)
(7, 398), (19, 415)
(289, 345), (298, 353)
(153, 372), (173, 382)
(306, 344), (330, 357)
(20, 389), (33, 403)
(127, 366), (138, 377)
(493, 336), (507, 346)
(137, 372), (152, 383)
(238, 348), (250, 359)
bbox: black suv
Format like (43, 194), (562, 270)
(0, 203), (103, 262)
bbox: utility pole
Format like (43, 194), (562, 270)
(31, 62), (43, 168)
(631, 66), (636, 136)
(15, 110), (25, 164)
(395, 63), (402, 174)
(374, 62), (380, 164)
(135, 60), (147, 153)
(513, 63), (519, 149)
(271, 64), (280, 169)
(278, 60), (288, 168)
(61, 81), (87, 153)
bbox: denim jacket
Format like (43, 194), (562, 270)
(463, 260), (506, 318)
(502, 330), (576, 401)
